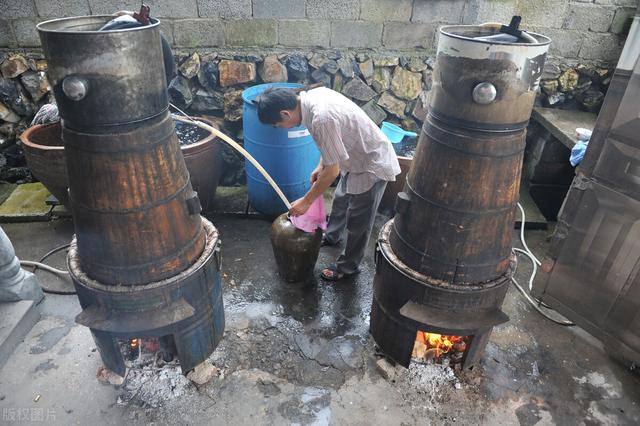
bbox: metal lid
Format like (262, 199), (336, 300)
(440, 23), (551, 47)
(37, 15), (168, 130)
(37, 15), (160, 33)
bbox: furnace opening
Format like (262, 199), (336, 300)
(121, 337), (175, 364)
(411, 331), (470, 366)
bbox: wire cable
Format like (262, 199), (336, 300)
(514, 246), (553, 309)
(513, 247), (538, 292)
(511, 254), (574, 326)
(27, 242), (75, 295)
(517, 202), (541, 266)
(20, 260), (69, 276)
(512, 202), (574, 326)
(35, 243), (71, 269)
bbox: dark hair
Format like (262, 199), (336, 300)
(256, 88), (298, 125)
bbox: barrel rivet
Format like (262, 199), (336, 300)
(472, 82), (497, 104)
(62, 76), (88, 101)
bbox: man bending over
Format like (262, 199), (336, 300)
(257, 87), (400, 281)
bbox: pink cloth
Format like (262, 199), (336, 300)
(290, 197), (327, 233)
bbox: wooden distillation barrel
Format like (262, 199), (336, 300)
(37, 15), (225, 377)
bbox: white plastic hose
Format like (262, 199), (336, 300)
(510, 254), (574, 326)
(511, 202), (574, 326)
(20, 260), (69, 276)
(172, 114), (292, 210)
(517, 202), (541, 267)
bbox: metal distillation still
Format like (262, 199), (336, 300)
(37, 15), (225, 377)
(370, 19), (550, 368)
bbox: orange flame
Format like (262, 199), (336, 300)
(412, 331), (468, 362)
(129, 338), (139, 348)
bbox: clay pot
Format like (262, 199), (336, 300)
(20, 122), (69, 207)
(20, 117), (222, 211)
(179, 117), (223, 212)
(270, 213), (322, 282)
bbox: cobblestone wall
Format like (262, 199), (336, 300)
(0, 0), (637, 186)
(0, 0), (636, 61)
(0, 47), (617, 186)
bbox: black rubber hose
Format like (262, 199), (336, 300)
(31, 243), (75, 295)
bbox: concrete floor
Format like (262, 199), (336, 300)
(0, 210), (639, 425)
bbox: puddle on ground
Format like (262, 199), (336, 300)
(33, 358), (59, 374)
(29, 317), (73, 355)
(574, 371), (623, 399)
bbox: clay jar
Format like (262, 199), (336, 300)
(270, 213), (322, 282)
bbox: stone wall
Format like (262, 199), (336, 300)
(0, 0), (636, 62)
(0, 0), (637, 185)
(167, 49), (434, 185)
(0, 48), (617, 186)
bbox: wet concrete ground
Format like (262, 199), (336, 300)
(0, 211), (639, 425)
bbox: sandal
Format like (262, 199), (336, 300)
(320, 265), (345, 281)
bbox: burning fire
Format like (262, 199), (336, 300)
(124, 338), (163, 361)
(128, 338), (140, 360)
(412, 331), (468, 363)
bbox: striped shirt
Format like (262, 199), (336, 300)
(300, 87), (401, 194)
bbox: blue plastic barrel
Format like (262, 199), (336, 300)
(242, 83), (321, 216)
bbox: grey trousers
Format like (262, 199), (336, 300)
(324, 174), (387, 275)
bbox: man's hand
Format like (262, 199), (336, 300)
(310, 160), (323, 184)
(289, 197), (312, 216)
(310, 167), (321, 184)
(294, 162), (338, 216)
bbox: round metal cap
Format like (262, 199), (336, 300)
(62, 76), (88, 101)
(472, 82), (497, 104)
